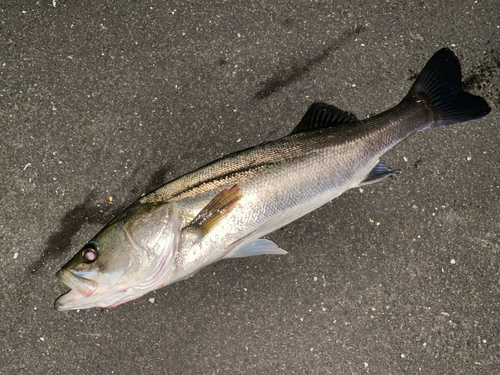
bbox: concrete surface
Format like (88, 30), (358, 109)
(1, 1), (499, 374)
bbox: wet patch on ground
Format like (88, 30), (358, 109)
(254, 26), (366, 99)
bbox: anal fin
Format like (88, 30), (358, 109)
(359, 160), (399, 186)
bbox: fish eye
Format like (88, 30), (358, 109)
(82, 247), (98, 262)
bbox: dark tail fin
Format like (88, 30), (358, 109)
(408, 48), (490, 127)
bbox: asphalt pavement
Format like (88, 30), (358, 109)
(1, 1), (499, 374)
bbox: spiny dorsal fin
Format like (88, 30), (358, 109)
(186, 184), (242, 237)
(359, 160), (399, 186)
(290, 102), (358, 135)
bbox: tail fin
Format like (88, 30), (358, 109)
(408, 48), (490, 127)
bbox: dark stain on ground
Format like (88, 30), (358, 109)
(463, 49), (500, 105)
(33, 165), (173, 275)
(142, 166), (172, 193)
(407, 69), (418, 81)
(31, 192), (122, 275)
(254, 26), (366, 100)
(408, 50), (499, 107)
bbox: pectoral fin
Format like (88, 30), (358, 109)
(359, 160), (399, 186)
(187, 184), (243, 237)
(224, 239), (287, 259)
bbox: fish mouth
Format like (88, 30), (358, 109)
(55, 269), (99, 311)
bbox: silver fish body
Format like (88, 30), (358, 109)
(148, 101), (427, 280)
(55, 48), (490, 311)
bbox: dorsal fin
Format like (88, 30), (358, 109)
(290, 102), (358, 135)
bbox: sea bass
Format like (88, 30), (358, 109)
(55, 48), (490, 311)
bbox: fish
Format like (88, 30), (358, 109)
(55, 48), (490, 311)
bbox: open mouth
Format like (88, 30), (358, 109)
(55, 269), (99, 311)
(56, 269), (98, 297)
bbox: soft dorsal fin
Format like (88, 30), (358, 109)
(290, 102), (358, 135)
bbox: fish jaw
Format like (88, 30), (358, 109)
(54, 275), (167, 311)
(54, 271), (135, 311)
(54, 286), (143, 311)
(55, 269), (100, 311)
(56, 269), (99, 297)
(54, 266), (144, 311)
(54, 289), (88, 311)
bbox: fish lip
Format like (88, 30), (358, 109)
(56, 269), (99, 299)
(54, 269), (100, 311)
(54, 289), (84, 311)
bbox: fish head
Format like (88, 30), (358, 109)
(55, 201), (180, 311)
